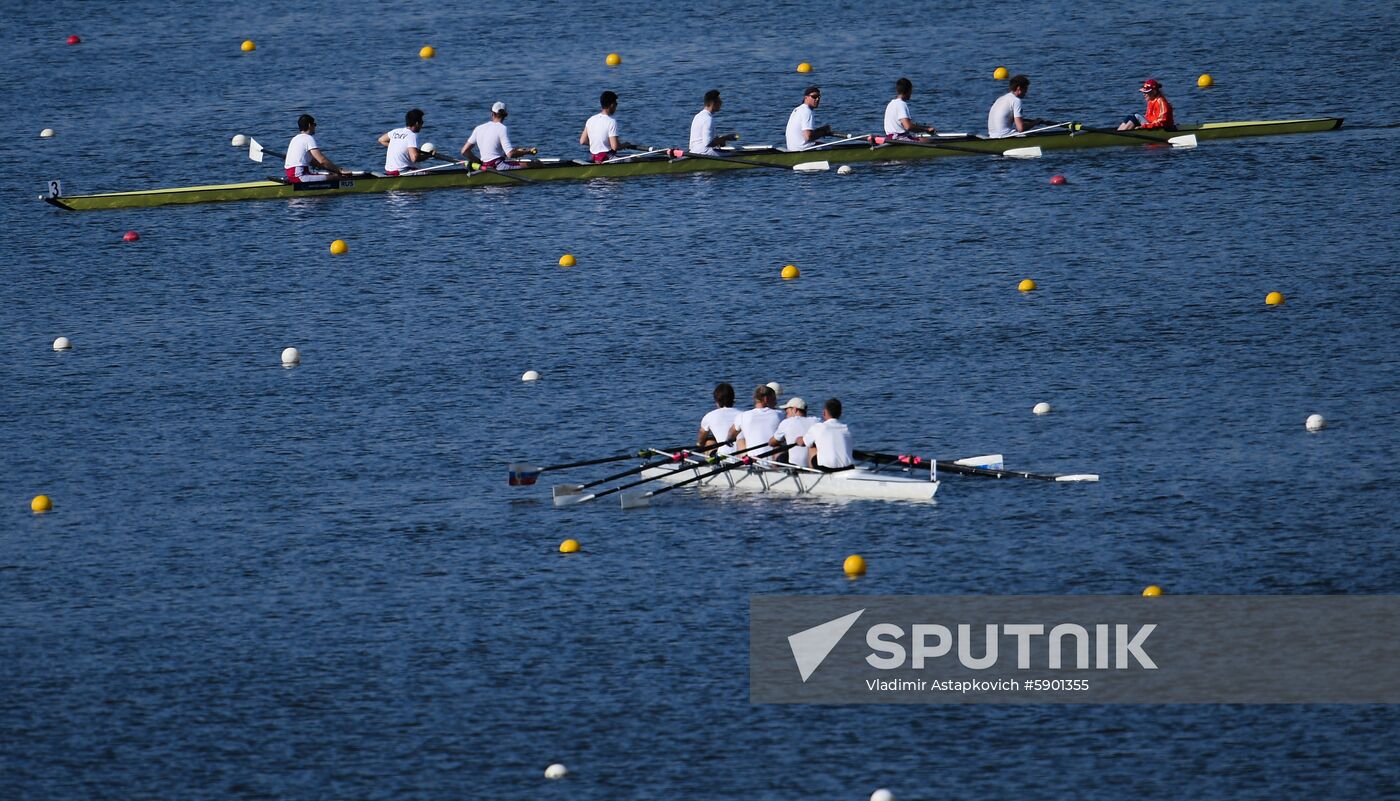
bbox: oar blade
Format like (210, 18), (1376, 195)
(1054, 474), (1101, 482)
(794, 161), (830, 172)
(954, 454), (1004, 470)
(1168, 134), (1199, 148)
(248, 138), (264, 163)
(552, 484), (583, 499)
(507, 463), (542, 486)
(553, 491), (594, 507)
(619, 492), (652, 509)
(1002, 146), (1043, 159)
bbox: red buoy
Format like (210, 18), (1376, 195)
(66, 35), (81, 45)
(122, 230), (139, 242)
(1050, 174), (1067, 185)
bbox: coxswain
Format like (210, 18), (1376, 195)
(377, 108), (429, 176)
(797, 398), (854, 470)
(987, 75), (1052, 138)
(284, 114), (348, 182)
(698, 382), (742, 455)
(883, 77), (938, 139)
(580, 91), (638, 163)
(769, 397), (817, 466)
(785, 85), (833, 151)
(463, 102), (538, 169)
(689, 89), (739, 156)
(1119, 79), (1176, 131)
(729, 385), (782, 453)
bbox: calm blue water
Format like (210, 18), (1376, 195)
(4, 1), (1399, 798)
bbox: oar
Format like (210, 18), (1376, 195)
(670, 149), (829, 173)
(552, 445), (717, 500)
(557, 441), (776, 507)
(248, 138), (367, 177)
(508, 445), (693, 486)
(810, 132), (872, 150)
(601, 145), (674, 164)
(619, 442), (794, 509)
(871, 135), (1042, 159)
(1018, 121), (1075, 136)
(854, 450), (1099, 482)
(422, 145), (536, 183)
(1070, 123), (1198, 148)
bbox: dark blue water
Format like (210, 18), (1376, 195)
(4, 1), (1399, 798)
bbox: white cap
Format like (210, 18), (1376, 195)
(491, 101), (507, 113)
(781, 397), (806, 410)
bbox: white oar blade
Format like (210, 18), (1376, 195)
(552, 484), (582, 499)
(619, 492), (652, 509)
(793, 161), (830, 172)
(1168, 134), (1198, 148)
(955, 454), (1005, 470)
(1002, 146), (1042, 159)
(1054, 474), (1101, 482)
(248, 138), (264, 163)
(553, 492), (594, 507)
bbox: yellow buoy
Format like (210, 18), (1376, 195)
(419, 45), (436, 59)
(1018, 278), (1036, 292)
(605, 52), (622, 67)
(796, 62), (812, 74)
(240, 40), (256, 52)
(993, 66), (1009, 80)
(1265, 291), (1285, 305)
(560, 539), (580, 553)
(329, 239), (348, 255)
(1197, 73), (1214, 88)
(31, 495), (52, 513)
(1142, 585), (1164, 597)
(781, 264), (800, 280)
(843, 554), (866, 577)
(558, 253), (576, 268)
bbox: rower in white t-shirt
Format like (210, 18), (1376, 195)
(463, 102), (538, 169)
(883, 77), (938, 138)
(798, 398), (854, 469)
(688, 89), (739, 156)
(283, 114), (347, 182)
(377, 108), (427, 175)
(698, 382), (741, 455)
(785, 85), (833, 151)
(987, 74), (1050, 138)
(580, 90), (638, 163)
(769, 397), (818, 466)
(729, 384), (782, 453)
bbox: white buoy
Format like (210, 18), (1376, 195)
(281, 347), (300, 366)
(1033, 401), (1052, 415)
(544, 763), (568, 780)
(871, 789), (895, 801)
(40, 128), (55, 138)
(837, 165), (853, 175)
(1305, 413), (1325, 432)
(52, 336), (71, 351)
(766, 381), (782, 395)
(231, 134), (247, 148)
(522, 370), (540, 382)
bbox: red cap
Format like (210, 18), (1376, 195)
(1140, 79), (1162, 93)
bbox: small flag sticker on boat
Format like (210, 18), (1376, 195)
(508, 464), (542, 486)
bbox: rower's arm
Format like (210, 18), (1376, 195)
(507, 147), (536, 157)
(308, 147), (343, 174)
(579, 127), (590, 147)
(708, 132), (738, 147)
(608, 133), (622, 151)
(460, 140), (477, 159)
(408, 145), (425, 162)
(696, 426), (712, 449)
(377, 132), (391, 147)
(805, 124), (833, 142)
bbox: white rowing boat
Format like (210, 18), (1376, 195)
(627, 449), (940, 505)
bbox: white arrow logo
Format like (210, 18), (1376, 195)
(788, 609), (865, 682)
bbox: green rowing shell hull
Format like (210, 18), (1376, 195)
(43, 117), (1342, 211)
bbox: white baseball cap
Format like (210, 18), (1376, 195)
(491, 101), (507, 113)
(780, 397), (806, 410)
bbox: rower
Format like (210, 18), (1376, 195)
(284, 114), (348, 182)
(729, 384), (782, 453)
(1119, 79), (1176, 131)
(987, 75), (1052, 138)
(785, 85), (833, 151)
(580, 91), (638, 163)
(883, 77), (938, 140)
(769, 397), (816, 466)
(377, 108), (429, 176)
(697, 382), (741, 455)
(689, 89), (739, 156)
(797, 398), (854, 470)
(463, 102), (538, 169)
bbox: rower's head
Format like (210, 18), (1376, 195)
(803, 85), (821, 109)
(1009, 75), (1030, 97)
(405, 108), (424, 132)
(713, 382), (735, 408)
(753, 384), (777, 408)
(1139, 79), (1163, 98)
(600, 91), (618, 114)
(704, 89), (722, 112)
(781, 397), (807, 417)
(297, 114), (316, 133)
(895, 77), (912, 99)
(491, 101), (508, 121)
(823, 398), (842, 421)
